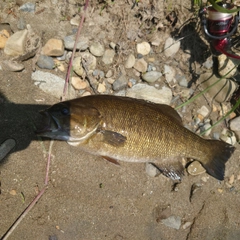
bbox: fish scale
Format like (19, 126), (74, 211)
(37, 95), (235, 181)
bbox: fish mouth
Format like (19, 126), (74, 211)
(35, 111), (61, 135)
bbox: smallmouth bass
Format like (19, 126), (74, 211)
(36, 95), (235, 180)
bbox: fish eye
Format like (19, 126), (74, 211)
(61, 108), (70, 115)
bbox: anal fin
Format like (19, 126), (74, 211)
(151, 159), (184, 181)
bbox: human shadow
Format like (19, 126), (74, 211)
(0, 91), (50, 162)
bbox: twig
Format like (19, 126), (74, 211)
(62, 0), (90, 100)
(45, 140), (54, 185)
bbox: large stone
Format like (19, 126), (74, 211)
(163, 37), (180, 57)
(199, 72), (237, 103)
(42, 38), (64, 56)
(126, 83), (172, 105)
(4, 29), (28, 56)
(32, 70), (75, 99)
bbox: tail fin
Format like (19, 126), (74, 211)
(202, 140), (235, 180)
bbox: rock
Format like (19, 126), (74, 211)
(176, 75), (188, 87)
(0, 29), (10, 49)
(203, 57), (213, 70)
(97, 83), (106, 93)
(150, 33), (162, 46)
(0, 60), (25, 72)
(199, 73), (237, 103)
(32, 70), (75, 99)
(126, 83), (172, 105)
(17, 17), (27, 30)
(54, 59), (65, 72)
(182, 222), (192, 230)
(71, 77), (88, 90)
(37, 55), (55, 69)
(220, 129), (237, 145)
(145, 163), (160, 177)
(134, 58), (148, 73)
(89, 42), (105, 57)
(19, 2), (36, 12)
(218, 54), (237, 77)
(106, 69), (113, 78)
(200, 122), (212, 136)
(125, 54), (135, 69)
(70, 15), (81, 26)
(136, 42), (151, 55)
(197, 106), (209, 118)
(41, 38), (64, 56)
(102, 49), (115, 65)
(230, 116), (240, 131)
(142, 71), (162, 83)
(80, 52), (97, 71)
(161, 216), (181, 230)
(57, 51), (67, 61)
(4, 29), (28, 56)
(93, 69), (104, 78)
(164, 65), (176, 83)
(64, 35), (89, 51)
(187, 161), (206, 176)
(0, 139), (16, 162)
(72, 57), (84, 77)
(163, 37), (180, 57)
(109, 42), (116, 49)
(113, 75), (128, 91)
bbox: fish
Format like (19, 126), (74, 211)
(36, 95), (235, 181)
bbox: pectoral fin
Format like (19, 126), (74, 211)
(152, 158), (185, 180)
(100, 130), (126, 147)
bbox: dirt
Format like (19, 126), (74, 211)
(1, 1), (240, 240)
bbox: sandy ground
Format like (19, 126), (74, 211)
(1, 1), (240, 240)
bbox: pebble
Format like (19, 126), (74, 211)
(71, 77), (88, 90)
(107, 78), (115, 84)
(218, 54), (237, 77)
(97, 83), (106, 93)
(125, 54), (135, 69)
(42, 38), (64, 56)
(197, 106), (209, 118)
(106, 69), (113, 78)
(72, 56), (84, 77)
(164, 65), (176, 83)
(126, 83), (172, 105)
(177, 75), (188, 87)
(199, 73), (237, 103)
(200, 122), (212, 136)
(0, 60), (25, 72)
(187, 161), (206, 176)
(4, 29), (28, 56)
(89, 42), (105, 57)
(134, 58), (148, 73)
(161, 216), (181, 230)
(0, 29), (10, 49)
(37, 55), (55, 69)
(113, 75), (128, 91)
(17, 17), (26, 30)
(19, 2), (36, 12)
(150, 33), (162, 46)
(229, 116), (240, 131)
(145, 163), (160, 177)
(203, 57), (213, 70)
(109, 42), (116, 49)
(0, 139), (16, 162)
(142, 71), (162, 83)
(228, 174), (235, 185)
(93, 69), (104, 78)
(220, 129), (237, 145)
(64, 35), (89, 51)
(54, 59), (65, 72)
(81, 52), (97, 71)
(163, 37), (180, 57)
(70, 15), (81, 26)
(136, 42), (151, 56)
(182, 222), (192, 230)
(102, 49), (115, 65)
(32, 70), (75, 99)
